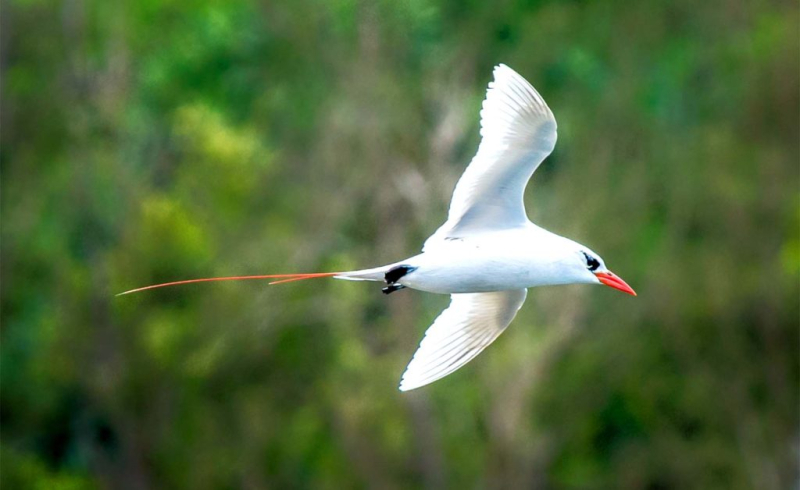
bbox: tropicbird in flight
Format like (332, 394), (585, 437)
(120, 64), (636, 391)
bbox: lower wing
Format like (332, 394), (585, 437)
(399, 289), (527, 391)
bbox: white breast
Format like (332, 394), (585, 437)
(399, 227), (580, 294)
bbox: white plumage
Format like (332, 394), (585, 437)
(386, 65), (633, 390)
(399, 289), (527, 391)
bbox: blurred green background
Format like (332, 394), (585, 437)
(2, 0), (798, 488)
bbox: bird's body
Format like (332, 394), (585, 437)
(341, 225), (595, 294)
(121, 64), (636, 391)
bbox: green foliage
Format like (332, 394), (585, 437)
(2, 0), (798, 488)
(1, 446), (97, 490)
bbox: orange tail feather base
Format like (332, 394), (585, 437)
(117, 272), (340, 296)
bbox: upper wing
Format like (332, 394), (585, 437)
(398, 289), (527, 391)
(424, 64), (557, 251)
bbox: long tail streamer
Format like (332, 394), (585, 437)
(117, 272), (340, 296)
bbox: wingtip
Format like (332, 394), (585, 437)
(398, 372), (432, 392)
(398, 380), (415, 392)
(398, 371), (418, 391)
(492, 63), (519, 79)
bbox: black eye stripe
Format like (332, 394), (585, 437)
(582, 252), (600, 272)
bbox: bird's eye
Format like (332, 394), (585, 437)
(582, 252), (600, 272)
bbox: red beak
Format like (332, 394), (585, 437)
(594, 271), (637, 296)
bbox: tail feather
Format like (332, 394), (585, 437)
(117, 266), (393, 296)
(334, 265), (392, 282)
(117, 272), (340, 296)
(267, 273), (339, 285)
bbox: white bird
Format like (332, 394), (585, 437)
(120, 64), (636, 391)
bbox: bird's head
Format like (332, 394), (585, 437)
(569, 246), (636, 296)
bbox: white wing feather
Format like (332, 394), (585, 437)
(424, 64), (557, 251)
(398, 289), (527, 391)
